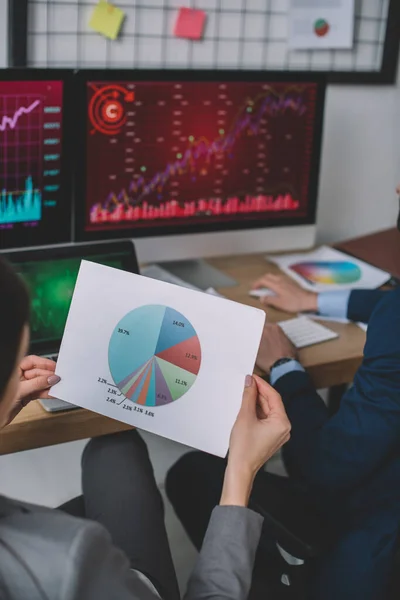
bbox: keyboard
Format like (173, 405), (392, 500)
(43, 353), (59, 362)
(278, 316), (339, 349)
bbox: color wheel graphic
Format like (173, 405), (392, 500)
(108, 305), (201, 407)
(291, 261), (362, 285)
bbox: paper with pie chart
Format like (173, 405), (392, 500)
(289, 0), (355, 50)
(108, 305), (201, 407)
(52, 260), (266, 457)
(269, 246), (389, 292)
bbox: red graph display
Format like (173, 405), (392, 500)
(84, 80), (318, 233)
(0, 81), (64, 238)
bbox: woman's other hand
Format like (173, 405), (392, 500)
(220, 375), (290, 507)
(3, 356), (60, 427)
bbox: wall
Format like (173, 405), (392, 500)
(0, 7), (398, 245)
(316, 62), (400, 244)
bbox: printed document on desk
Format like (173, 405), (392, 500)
(268, 246), (390, 292)
(52, 261), (266, 457)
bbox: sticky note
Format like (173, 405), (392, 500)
(89, 1), (125, 41)
(174, 7), (207, 41)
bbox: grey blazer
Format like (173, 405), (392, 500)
(0, 495), (263, 600)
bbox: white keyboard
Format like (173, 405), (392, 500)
(278, 316), (339, 349)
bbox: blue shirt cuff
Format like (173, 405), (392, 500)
(270, 360), (305, 385)
(317, 290), (351, 319)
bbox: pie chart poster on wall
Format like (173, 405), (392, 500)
(52, 261), (266, 457)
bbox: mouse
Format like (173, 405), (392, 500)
(248, 288), (276, 298)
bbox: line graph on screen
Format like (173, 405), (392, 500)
(0, 95), (44, 226)
(86, 81), (317, 230)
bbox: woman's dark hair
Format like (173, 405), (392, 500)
(0, 257), (30, 399)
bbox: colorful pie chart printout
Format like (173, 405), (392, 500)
(290, 260), (362, 286)
(108, 305), (201, 407)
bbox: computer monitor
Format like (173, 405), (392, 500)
(75, 70), (325, 262)
(0, 70), (73, 250)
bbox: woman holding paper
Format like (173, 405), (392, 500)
(0, 255), (290, 600)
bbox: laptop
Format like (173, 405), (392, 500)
(3, 240), (139, 412)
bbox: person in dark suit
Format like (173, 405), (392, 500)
(0, 256), (291, 600)
(167, 192), (400, 600)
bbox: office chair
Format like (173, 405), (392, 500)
(251, 472), (400, 599)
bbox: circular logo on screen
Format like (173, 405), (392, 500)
(89, 84), (134, 136)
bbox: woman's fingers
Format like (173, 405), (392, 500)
(254, 375), (289, 417)
(23, 368), (57, 380)
(20, 355), (56, 372)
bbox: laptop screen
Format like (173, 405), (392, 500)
(11, 245), (137, 350)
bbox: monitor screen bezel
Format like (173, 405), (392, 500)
(74, 69), (326, 243)
(0, 68), (74, 250)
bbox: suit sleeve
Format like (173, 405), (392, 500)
(62, 507), (263, 600)
(61, 520), (160, 600)
(185, 507), (263, 600)
(274, 288), (400, 495)
(346, 289), (387, 323)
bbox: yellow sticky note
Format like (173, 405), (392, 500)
(89, 0), (125, 41)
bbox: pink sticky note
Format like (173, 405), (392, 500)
(174, 7), (206, 40)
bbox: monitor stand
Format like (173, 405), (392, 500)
(160, 259), (237, 290)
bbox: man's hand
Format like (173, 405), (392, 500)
(3, 356), (60, 427)
(221, 375), (291, 507)
(252, 273), (318, 313)
(256, 323), (297, 375)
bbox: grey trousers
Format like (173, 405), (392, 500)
(59, 430), (180, 600)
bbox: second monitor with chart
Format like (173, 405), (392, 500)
(0, 71), (73, 250)
(75, 71), (325, 242)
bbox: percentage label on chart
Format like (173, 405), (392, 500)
(98, 377), (107, 384)
(108, 388), (117, 395)
(185, 353), (198, 360)
(173, 320), (184, 327)
(118, 328), (130, 335)
(157, 393), (167, 401)
(175, 378), (188, 386)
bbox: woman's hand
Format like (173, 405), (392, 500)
(220, 375), (291, 507)
(252, 273), (317, 313)
(3, 356), (60, 427)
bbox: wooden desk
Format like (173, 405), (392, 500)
(0, 253), (366, 456)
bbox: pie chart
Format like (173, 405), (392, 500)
(314, 18), (330, 37)
(108, 305), (201, 407)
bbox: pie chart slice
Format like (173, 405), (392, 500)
(108, 304), (201, 407)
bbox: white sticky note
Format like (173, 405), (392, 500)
(52, 261), (265, 457)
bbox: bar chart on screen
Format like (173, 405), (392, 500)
(0, 83), (63, 232)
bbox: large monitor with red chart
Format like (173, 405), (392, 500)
(0, 70), (73, 250)
(75, 71), (325, 244)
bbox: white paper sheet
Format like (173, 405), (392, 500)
(268, 246), (390, 292)
(289, 0), (355, 49)
(52, 261), (266, 457)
